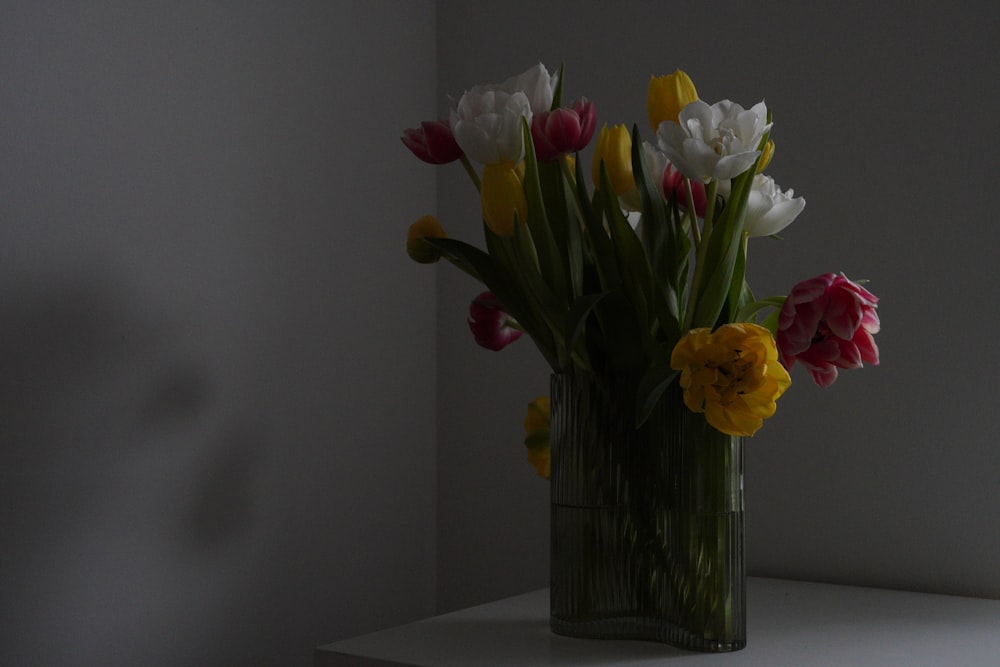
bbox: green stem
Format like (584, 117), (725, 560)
(682, 180), (720, 332)
(460, 154), (481, 191)
(559, 155), (586, 222)
(684, 178), (701, 248)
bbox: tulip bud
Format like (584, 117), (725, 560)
(480, 162), (528, 238)
(591, 124), (633, 195)
(647, 69), (698, 131)
(756, 139), (775, 173)
(662, 163), (707, 217)
(401, 120), (464, 164)
(530, 97), (597, 162)
(523, 396), (551, 479)
(468, 291), (523, 351)
(406, 215), (447, 263)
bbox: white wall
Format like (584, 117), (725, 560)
(4, 1), (998, 663)
(435, 0), (1000, 612)
(0, 2), (437, 665)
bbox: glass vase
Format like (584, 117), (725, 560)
(549, 370), (746, 652)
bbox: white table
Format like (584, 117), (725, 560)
(315, 577), (1000, 666)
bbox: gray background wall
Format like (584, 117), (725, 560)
(435, 0), (1000, 612)
(2, 1), (998, 665)
(1, 2), (437, 665)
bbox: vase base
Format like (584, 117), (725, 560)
(550, 615), (746, 653)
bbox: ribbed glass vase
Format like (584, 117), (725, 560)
(549, 371), (746, 652)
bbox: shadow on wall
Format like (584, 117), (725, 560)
(0, 268), (269, 664)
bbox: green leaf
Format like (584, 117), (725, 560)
(600, 162), (652, 327)
(572, 150), (597, 228)
(735, 295), (785, 323)
(565, 292), (609, 350)
(424, 237), (491, 285)
(562, 174), (586, 300)
(520, 119), (567, 306)
(759, 297), (786, 334)
(760, 308), (781, 335)
(538, 159), (584, 301)
(635, 364), (679, 427)
(630, 124), (682, 345)
(582, 181), (620, 291)
(727, 237), (750, 322)
(631, 125), (670, 269)
(551, 63), (565, 110)
(688, 167), (753, 329)
(480, 224), (560, 369)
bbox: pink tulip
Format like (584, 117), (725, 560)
(468, 292), (523, 351)
(662, 162), (707, 217)
(776, 273), (880, 387)
(401, 119), (464, 164)
(530, 97), (597, 162)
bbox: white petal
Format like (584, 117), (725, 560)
(453, 120), (500, 164)
(449, 88), (530, 164)
(713, 151), (761, 180)
(500, 63), (556, 113)
(743, 175), (806, 237)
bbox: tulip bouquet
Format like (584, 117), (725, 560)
(404, 63), (880, 462)
(403, 63), (881, 650)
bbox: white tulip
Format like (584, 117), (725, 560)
(743, 174), (806, 237)
(449, 63), (558, 165)
(656, 99), (771, 183)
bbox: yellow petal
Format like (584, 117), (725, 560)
(756, 140), (775, 173)
(647, 69), (699, 131)
(481, 162), (527, 238)
(591, 124), (633, 195)
(523, 396), (550, 433)
(406, 214), (447, 264)
(527, 447), (550, 479)
(671, 322), (790, 436)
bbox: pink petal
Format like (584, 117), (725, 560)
(837, 273), (879, 305)
(799, 338), (841, 364)
(825, 287), (863, 340)
(861, 306), (881, 334)
(809, 365), (839, 388)
(545, 108), (583, 153)
(572, 97), (597, 148)
(530, 115), (559, 162)
(795, 353), (840, 388)
(789, 273), (836, 304)
(854, 329), (880, 365)
(832, 338), (863, 369)
(467, 292), (522, 351)
(778, 299), (825, 355)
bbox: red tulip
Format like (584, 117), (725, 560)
(401, 119), (464, 164)
(776, 273), (880, 387)
(467, 292), (523, 351)
(662, 162), (707, 217)
(530, 97), (596, 162)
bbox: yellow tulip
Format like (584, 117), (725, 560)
(524, 396), (551, 479)
(591, 124), (633, 196)
(406, 214), (447, 264)
(670, 323), (791, 437)
(757, 139), (775, 173)
(480, 161), (528, 238)
(647, 69), (698, 131)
